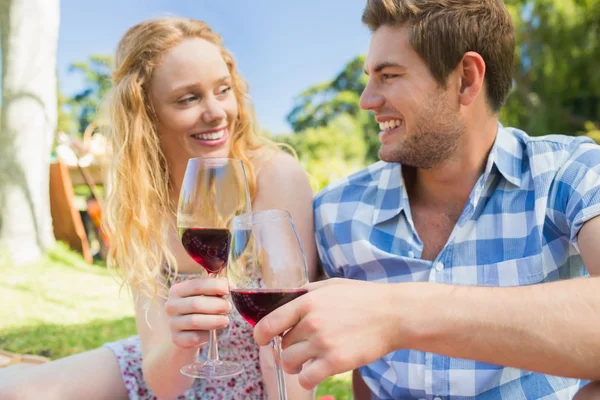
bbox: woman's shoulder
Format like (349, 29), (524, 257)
(254, 148), (308, 186)
(251, 148), (314, 209)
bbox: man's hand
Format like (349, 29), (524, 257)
(253, 278), (413, 390)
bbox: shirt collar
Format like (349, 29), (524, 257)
(489, 123), (524, 188)
(371, 123), (524, 226)
(372, 162), (408, 225)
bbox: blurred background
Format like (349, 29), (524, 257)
(0, 0), (599, 398)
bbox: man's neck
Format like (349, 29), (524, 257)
(405, 116), (499, 213)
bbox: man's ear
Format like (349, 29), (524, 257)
(458, 51), (486, 106)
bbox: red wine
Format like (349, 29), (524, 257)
(230, 288), (308, 327)
(180, 228), (230, 274)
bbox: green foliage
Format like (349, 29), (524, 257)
(56, 83), (77, 135)
(585, 121), (600, 143)
(502, 0), (600, 135)
(276, 114), (369, 191)
(286, 55), (381, 162)
(286, 56), (367, 132)
(67, 54), (114, 134)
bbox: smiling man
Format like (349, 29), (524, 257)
(253, 0), (600, 399)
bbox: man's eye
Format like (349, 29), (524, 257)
(381, 74), (398, 81)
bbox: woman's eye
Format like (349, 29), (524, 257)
(218, 86), (232, 96)
(177, 95), (197, 105)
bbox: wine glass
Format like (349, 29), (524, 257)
(177, 157), (250, 379)
(228, 209), (310, 400)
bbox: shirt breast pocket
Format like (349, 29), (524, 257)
(480, 253), (545, 287)
(345, 243), (432, 283)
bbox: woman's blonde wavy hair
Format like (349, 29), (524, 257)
(104, 17), (277, 300)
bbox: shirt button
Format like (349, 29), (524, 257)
(408, 251), (415, 258)
(435, 262), (444, 272)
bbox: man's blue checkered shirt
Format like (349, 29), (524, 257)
(314, 125), (600, 399)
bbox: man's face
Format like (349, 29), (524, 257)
(360, 25), (465, 167)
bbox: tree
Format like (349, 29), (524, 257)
(57, 83), (77, 135)
(277, 114), (369, 189)
(502, 0), (600, 135)
(286, 55), (381, 162)
(67, 55), (113, 135)
(0, 0), (60, 263)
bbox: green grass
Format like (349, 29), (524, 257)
(315, 371), (353, 399)
(0, 243), (133, 330)
(0, 242), (135, 359)
(0, 317), (136, 359)
(0, 242), (353, 398)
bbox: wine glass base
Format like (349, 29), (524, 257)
(180, 360), (244, 379)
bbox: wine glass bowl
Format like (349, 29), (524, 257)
(228, 209), (309, 399)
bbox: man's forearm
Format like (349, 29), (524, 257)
(395, 277), (600, 380)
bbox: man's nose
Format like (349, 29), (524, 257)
(360, 80), (384, 111)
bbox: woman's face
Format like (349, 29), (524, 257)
(149, 38), (238, 164)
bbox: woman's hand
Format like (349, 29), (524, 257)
(164, 277), (231, 349)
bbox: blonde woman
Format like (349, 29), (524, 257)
(0, 17), (317, 400)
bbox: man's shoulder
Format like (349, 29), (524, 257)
(503, 127), (600, 174)
(314, 161), (389, 208)
(506, 126), (596, 155)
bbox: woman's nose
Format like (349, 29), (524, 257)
(201, 98), (227, 124)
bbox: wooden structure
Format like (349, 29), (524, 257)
(49, 161), (93, 263)
(0, 349), (49, 368)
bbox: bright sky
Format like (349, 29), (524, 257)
(58, 0), (372, 134)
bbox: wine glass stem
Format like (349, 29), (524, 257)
(205, 273), (220, 365)
(205, 329), (220, 365)
(272, 335), (288, 400)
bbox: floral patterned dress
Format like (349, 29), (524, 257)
(103, 272), (265, 400)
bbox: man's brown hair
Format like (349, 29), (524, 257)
(362, 0), (515, 111)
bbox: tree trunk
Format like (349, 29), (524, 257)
(0, 0), (59, 264)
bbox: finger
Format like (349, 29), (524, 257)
(170, 314), (229, 332)
(280, 340), (316, 375)
(172, 331), (207, 348)
(258, 345), (278, 369)
(170, 277), (229, 298)
(165, 295), (232, 317)
(280, 312), (322, 350)
(254, 297), (306, 346)
(297, 358), (336, 391)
